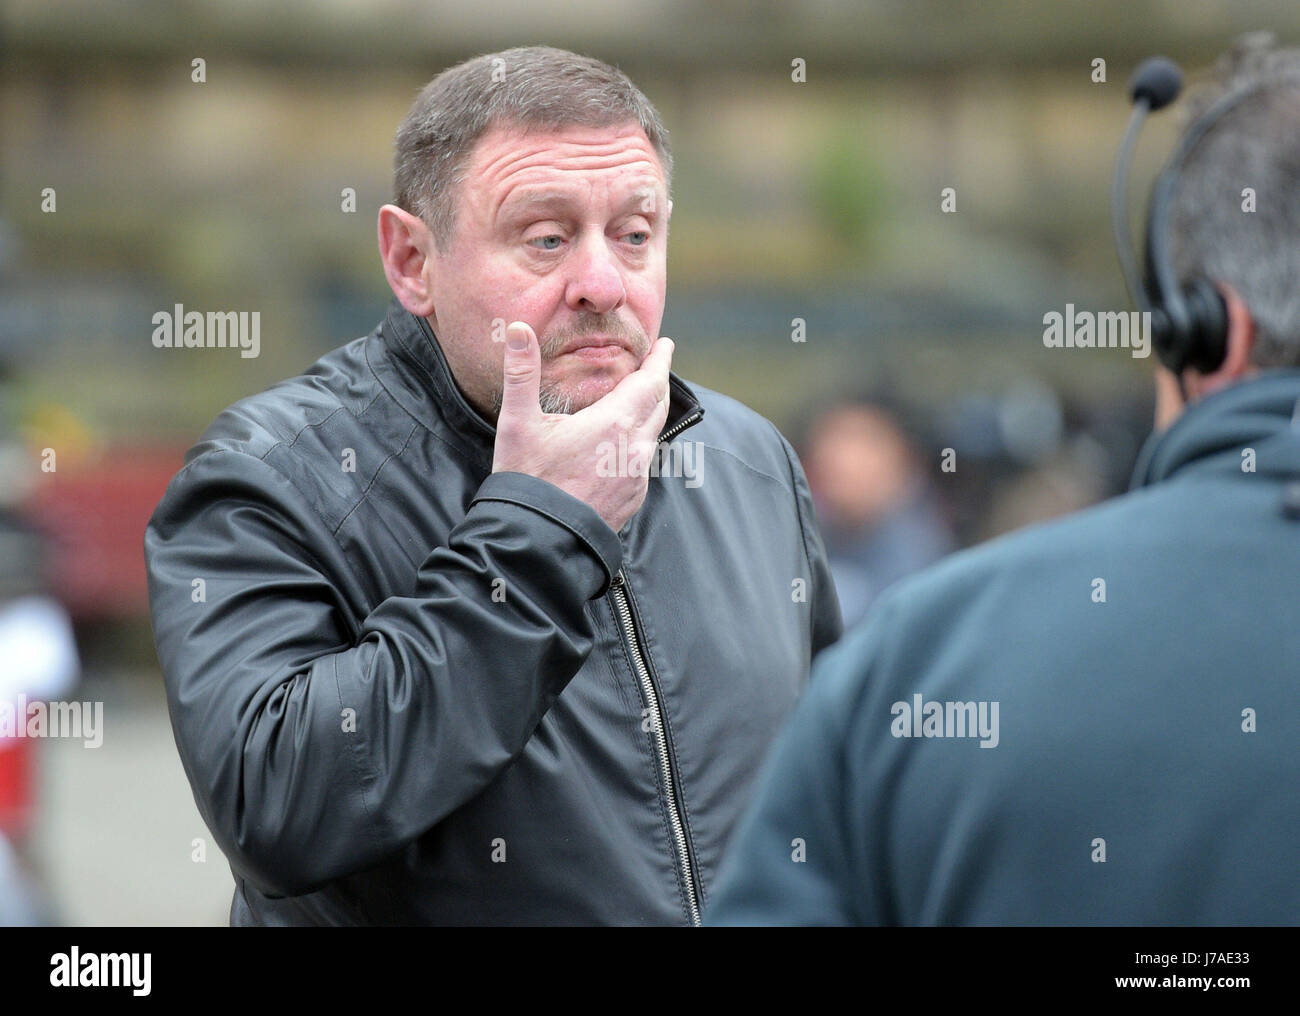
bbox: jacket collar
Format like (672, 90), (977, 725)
(1130, 369), (1300, 490)
(374, 298), (705, 471)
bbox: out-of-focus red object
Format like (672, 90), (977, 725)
(0, 738), (32, 842)
(22, 444), (189, 622)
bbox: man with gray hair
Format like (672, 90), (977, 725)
(707, 34), (1300, 925)
(146, 46), (841, 925)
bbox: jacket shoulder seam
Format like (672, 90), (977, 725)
(252, 384), (386, 464)
(701, 443), (791, 493)
(240, 384), (409, 540)
(332, 420), (422, 536)
(364, 331), (493, 475)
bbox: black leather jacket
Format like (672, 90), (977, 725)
(145, 300), (842, 925)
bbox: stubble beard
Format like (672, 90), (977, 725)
(536, 383), (576, 417)
(488, 375), (575, 418)
(488, 314), (647, 418)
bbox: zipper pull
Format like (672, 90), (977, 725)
(611, 568), (625, 588)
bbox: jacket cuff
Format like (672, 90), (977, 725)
(470, 471), (624, 596)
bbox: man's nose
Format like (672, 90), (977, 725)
(564, 232), (626, 315)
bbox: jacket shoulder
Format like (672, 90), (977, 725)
(852, 488), (1159, 631)
(191, 335), (386, 455)
(874, 480), (1178, 615)
(170, 333), (417, 533)
(815, 479), (1185, 705)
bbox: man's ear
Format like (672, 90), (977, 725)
(1186, 282), (1256, 400)
(378, 204), (438, 318)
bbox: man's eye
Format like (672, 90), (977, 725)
(625, 231), (650, 246)
(529, 235), (564, 251)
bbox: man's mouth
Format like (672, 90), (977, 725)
(557, 337), (632, 360)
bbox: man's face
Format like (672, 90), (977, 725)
(425, 121), (671, 419)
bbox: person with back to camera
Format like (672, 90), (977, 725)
(707, 34), (1300, 926)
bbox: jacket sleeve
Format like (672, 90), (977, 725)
(145, 448), (623, 898)
(774, 428), (843, 660)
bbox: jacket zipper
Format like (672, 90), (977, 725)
(610, 568), (703, 926)
(660, 409), (703, 444)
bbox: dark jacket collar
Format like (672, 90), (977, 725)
(375, 298), (705, 471)
(1130, 369), (1300, 489)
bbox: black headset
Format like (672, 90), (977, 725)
(1111, 56), (1267, 377)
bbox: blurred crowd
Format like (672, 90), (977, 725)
(796, 383), (1149, 629)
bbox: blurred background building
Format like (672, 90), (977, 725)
(2, 0), (1296, 924)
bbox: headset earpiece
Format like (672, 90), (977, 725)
(1181, 279), (1229, 374)
(1118, 58), (1253, 380)
(1147, 276), (1228, 375)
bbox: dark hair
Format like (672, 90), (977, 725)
(393, 45), (673, 252)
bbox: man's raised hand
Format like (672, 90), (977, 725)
(492, 321), (674, 533)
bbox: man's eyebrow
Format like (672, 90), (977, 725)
(496, 186), (664, 222)
(497, 189), (577, 219)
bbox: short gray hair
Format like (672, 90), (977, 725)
(393, 46), (673, 253)
(1168, 32), (1300, 368)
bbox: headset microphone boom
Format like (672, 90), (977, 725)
(1112, 55), (1229, 378)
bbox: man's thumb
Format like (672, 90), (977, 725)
(499, 321), (541, 420)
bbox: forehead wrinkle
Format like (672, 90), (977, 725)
(495, 174), (664, 224)
(491, 172), (665, 231)
(472, 123), (661, 180)
(470, 129), (666, 223)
